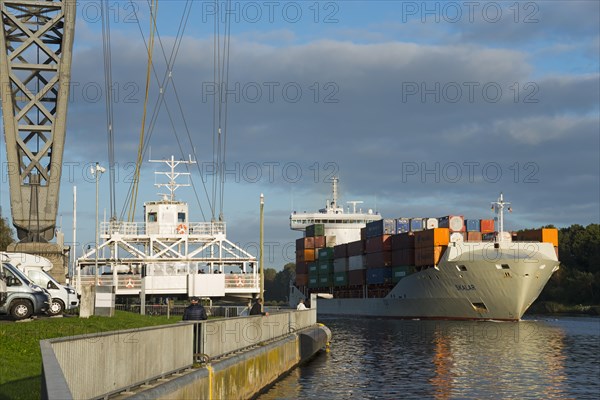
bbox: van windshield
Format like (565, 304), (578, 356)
(3, 263), (34, 286)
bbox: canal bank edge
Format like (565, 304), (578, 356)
(122, 325), (331, 400)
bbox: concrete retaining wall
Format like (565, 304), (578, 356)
(127, 325), (330, 399)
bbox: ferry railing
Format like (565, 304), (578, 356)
(100, 221), (227, 236)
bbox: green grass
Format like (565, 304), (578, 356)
(0, 311), (180, 400)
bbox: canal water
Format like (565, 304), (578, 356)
(258, 316), (600, 399)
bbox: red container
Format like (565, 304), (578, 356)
(365, 235), (391, 254)
(366, 251), (392, 268)
(415, 246), (446, 266)
(391, 248), (415, 266)
(391, 232), (415, 251)
(296, 237), (314, 250)
(296, 261), (308, 275)
(313, 236), (326, 249)
(347, 240), (365, 257)
(349, 269), (366, 286)
(466, 232), (482, 242)
(334, 243), (348, 259)
(296, 273), (308, 286)
(480, 219), (495, 233)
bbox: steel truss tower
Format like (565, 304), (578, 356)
(0, 0), (75, 242)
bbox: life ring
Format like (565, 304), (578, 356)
(236, 276), (243, 287)
(177, 224), (187, 234)
(126, 278), (134, 288)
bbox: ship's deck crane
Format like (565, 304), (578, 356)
(0, 0), (76, 242)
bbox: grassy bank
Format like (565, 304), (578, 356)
(0, 311), (180, 400)
(527, 301), (600, 316)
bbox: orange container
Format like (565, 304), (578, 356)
(516, 228), (559, 247)
(414, 228), (449, 248)
(313, 236), (326, 249)
(466, 232), (482, 242)
(296, 249), (316, 263)
(480, 219), (495, 233)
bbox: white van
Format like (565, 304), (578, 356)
(0, 252), (79, 315)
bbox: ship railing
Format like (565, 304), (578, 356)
(73, 275), (142, 293)
(224, 274), (259, 289)
(100, 221), (227, 236)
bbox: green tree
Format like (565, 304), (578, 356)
(0, 216), (14, 250)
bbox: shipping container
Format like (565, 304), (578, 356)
(308, 262), (318, 276)
(365, 235), (392, 254)
(308, 276), (319, 288)
(482, 232), (496, 241)
(366, 219), (396, 238)
(318, 274), (333, 286)
(347, 240), (365, 257)
(318, 261), (333, 275)
(391, 248), (415, 266)
(480, 219), (495, 233)
(306, 224), (325, 237)
(348, 269), (366, 286)
(313, 236), (326, 249)
(392, 266), (413, 283)
(516, 228), (559, 247)
(296, 262), (308, 275)
(465, 219), (481, 232)
(333, 258), (348, 273)
(409, 218), (423, 232)
(366, 251), (392, 268)
(295, 273), (308, 286)
(326, 236), (337, 248)
(437, 215), (465, 232)
(296, 248), (316, 263)
(318, 247), (334, 260)
(333, 271), (348, 287)
(395, 217), (410, 234)
(348, 255), (366, 271)
(415, 246), (447, 266)
(391, 232), (415, 251)
(413, 228), (450, 248)
(334, 243), (348, 259)
(295, 237), (314, 250)
(424, 218), (439, 230)
(360, 227), (367, 240)
(366, 267), (392, 285)
(450, 232), (465, 243)
(466, 231), (483, 242)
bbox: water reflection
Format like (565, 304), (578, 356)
(258, 317), (599, 399)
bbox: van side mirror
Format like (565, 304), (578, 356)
(7, 277), (21, 287)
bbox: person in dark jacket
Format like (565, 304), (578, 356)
(182, 297), (208, 321)
(249, 298), (268, 316)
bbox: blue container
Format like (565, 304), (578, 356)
(366, 219), (396, 238)
(465, 219), (480, 232)
(395, 218), (410, 233)
(409, 218), (423, 232)
(366, 267), (392, 285)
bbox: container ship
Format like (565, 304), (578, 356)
(289, 179), (559, 321)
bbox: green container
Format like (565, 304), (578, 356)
(392, 266), (413, 283)
(306, 224), (325, 237)
(318, 247), (335, 260)
(318, 260), (333, 275)
(308, 262), (318, 275)
(308, 276), (319, 288)
(333, 271), (348, 287)
(318, 274), (333, 286)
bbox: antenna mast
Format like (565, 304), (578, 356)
(149, 155), (196, 201)
(491, 192), (512, 241)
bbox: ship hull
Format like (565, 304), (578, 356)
(312, 242), (559, 321)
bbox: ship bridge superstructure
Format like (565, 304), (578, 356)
(290, 178), (381, 244)
(75, 157), (259, 299)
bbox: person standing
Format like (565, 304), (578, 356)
(296, 299), (307, 310)
(182, 297), (208, 321)
(249, 298), (268, 316)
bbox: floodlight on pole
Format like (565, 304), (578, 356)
(91, 162), (105, 285)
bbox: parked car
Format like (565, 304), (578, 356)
(0, 252), (79, 315)
(0, 262), (51, 320)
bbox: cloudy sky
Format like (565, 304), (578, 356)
(1, 1), (598, 269)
